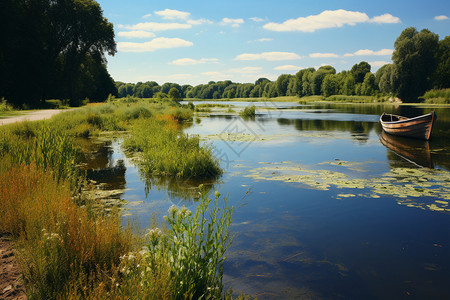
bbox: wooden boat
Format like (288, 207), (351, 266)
(380, 111), (435, 140)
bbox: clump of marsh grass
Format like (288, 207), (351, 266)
(240, 105), (256, 118)
(124, 117), (222, 178)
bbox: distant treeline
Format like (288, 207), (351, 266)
(0, 0), (117, 108)
(117, 28), (449, 103)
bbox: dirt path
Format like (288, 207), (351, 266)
(0, 233), (26, 299)
(0, 109), (66, 126)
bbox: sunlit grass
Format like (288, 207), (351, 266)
(124, 117), (222, 178)
(0, 162), (134, 298)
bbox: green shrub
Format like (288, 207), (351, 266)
(0, 98), (14, 112)
(423, 88), (450, 103)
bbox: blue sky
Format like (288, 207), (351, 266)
(97, 0), (450, 85)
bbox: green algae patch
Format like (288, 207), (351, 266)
(245, 161), (450, 213)
(337, 194), (356, 198)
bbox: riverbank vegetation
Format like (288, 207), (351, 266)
(422, 88), (450, 104)
(0, 100), (234, 299)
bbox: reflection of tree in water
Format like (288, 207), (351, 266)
(77, 138), (114, 170)
(77, 138), (127, 190)
(277, 118), (375, 143)
(86, 159), (126, 190)
(143, 175), (218, 206)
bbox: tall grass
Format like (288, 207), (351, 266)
(0, 162), (133, 298)
(0, 122), (80, 188)
(124, 117), (222, 178)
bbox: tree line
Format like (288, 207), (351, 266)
(117, 28), (449, 102)
(0, 0), (117, 108)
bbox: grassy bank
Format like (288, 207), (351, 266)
(0, 100), (233, 299)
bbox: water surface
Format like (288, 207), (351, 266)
(82, 102), (450, 299)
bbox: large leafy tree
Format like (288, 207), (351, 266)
(351, 61), (371, 84)
(391, 27), (439, 101)
(376, 64), (393, 95)
(311, 66), (335, 95)
(433, 36), (450, 89)
(0, 0), (116, 107)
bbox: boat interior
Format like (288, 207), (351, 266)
(381, 114), (406, 122)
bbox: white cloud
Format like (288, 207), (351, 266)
(370, 13), (401, 24)
(170, 58), (219, 65)
(187, 18), (213, 25)
(369, 61), (390, 67)
(274, 65), (303, 71)
(434, 15), (449, 21)
(263, 9), (400, 32)
(142, 14), (152, 18)
(248, 38), (273, 43)
(118, 37), (193, 52)
(309, 53), (339, 58)
(250, 17), (264, 22)
(124, 22), (192, 31)
(221, 18), (244, 28)
(117, 31), (156, 38)
(263, 9), (369, 32)
(155, 9), (190, 20)
(228, 67), (263, 73)
(235, 51), (301, 61)
(353, 49), (393, 56)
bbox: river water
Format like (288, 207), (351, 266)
(81, 102), (450, 299)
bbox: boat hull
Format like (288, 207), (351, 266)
(380, 112), (435, 140)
